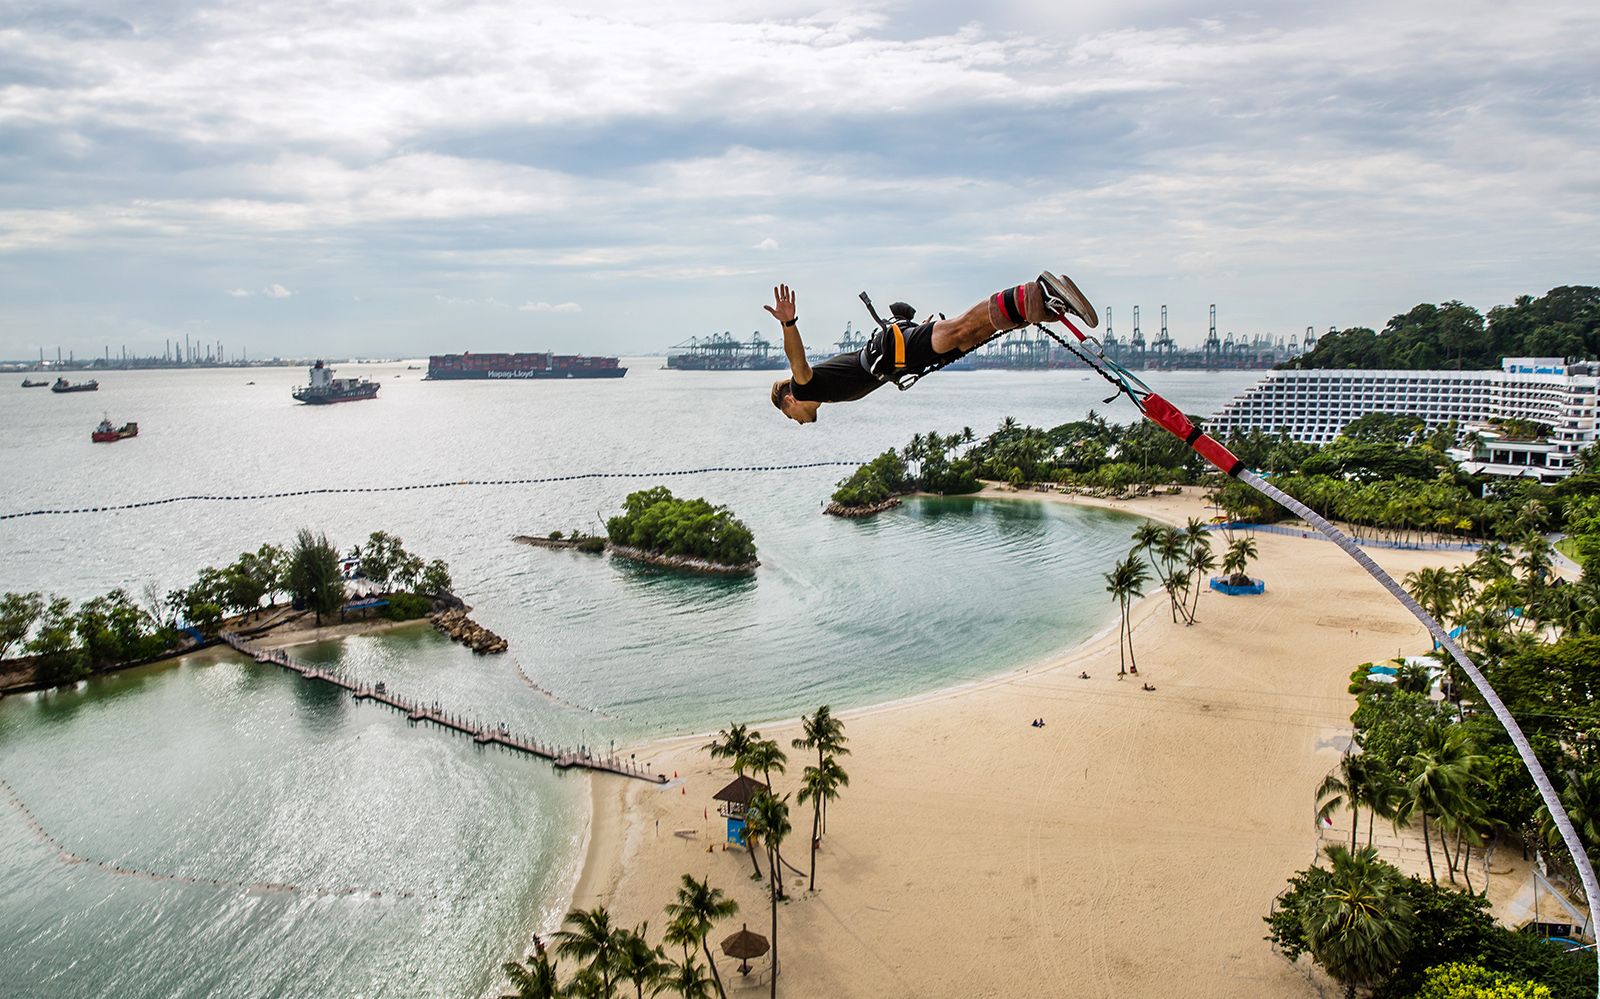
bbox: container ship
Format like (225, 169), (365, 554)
(426, 352), (626, 380)
(292, 360), (380, 404)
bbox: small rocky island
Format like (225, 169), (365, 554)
(517, 487), (758, 576)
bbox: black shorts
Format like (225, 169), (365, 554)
(865, 319), (963, 380)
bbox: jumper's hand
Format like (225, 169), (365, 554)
(763, 284), (796, 324)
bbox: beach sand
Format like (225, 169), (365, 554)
(573, 487), (1482, 998)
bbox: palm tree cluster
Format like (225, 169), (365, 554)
(1281, 527), (1600, 996)
(1406, 534), (1600, 658)
(1266, 842), (1585, 999)
(1102, 520), (1232, 674)
(701, 708), (850, 998)
(1318, 719), (1490, 892)
(1130, 520), (1223, 625)
(829, 428), (982, 508)
(501, 874), (738, 999)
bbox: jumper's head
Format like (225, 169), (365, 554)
(771, 379), (819, 425)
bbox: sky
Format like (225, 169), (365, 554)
(1, 0), (1597, 360)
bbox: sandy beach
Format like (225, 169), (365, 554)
(571, 486), (1493, 998)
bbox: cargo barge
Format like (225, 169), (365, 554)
(426, 352), (626, 380)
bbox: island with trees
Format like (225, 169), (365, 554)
(518, 487), (758, 575)
(0, 527), (471, 694)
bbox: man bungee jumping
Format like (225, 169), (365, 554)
(765, 271), (1099, 424)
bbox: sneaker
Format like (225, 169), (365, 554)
(1038, 271), (1099, 329)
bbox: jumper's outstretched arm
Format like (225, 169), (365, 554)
(764, 284), (811, 385)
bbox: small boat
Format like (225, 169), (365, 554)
(91, 417), (139, 442)
(21, 378), (48, 388)
(52, 377), (99, 393)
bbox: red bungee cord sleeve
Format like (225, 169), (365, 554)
(1140, 392), (1245, 477)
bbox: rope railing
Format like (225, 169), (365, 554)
(0, 461), (866, 521)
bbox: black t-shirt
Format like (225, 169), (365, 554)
(791, 351), (881, 403)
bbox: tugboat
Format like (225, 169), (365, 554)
(52, 377), (99, 393)
(91, 417), (139, 442)
(291, 360), (379, 404)
(21, 378), (48, 388)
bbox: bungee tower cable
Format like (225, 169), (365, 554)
(1037, 308), (1599, 989)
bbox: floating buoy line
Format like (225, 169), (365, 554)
(0, 462), (866, 522)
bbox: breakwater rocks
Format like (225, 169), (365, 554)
(512, 534), (606, 554)
(607, 545), (758, 576)
(430, 609), (507, 654)
(824, 497), (903, 518)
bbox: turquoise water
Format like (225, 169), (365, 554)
(0, 362), (1262, 997)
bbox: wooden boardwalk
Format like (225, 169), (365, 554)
(219, 633), (662, 783)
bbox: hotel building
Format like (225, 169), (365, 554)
(1206, 357), (1600, 482)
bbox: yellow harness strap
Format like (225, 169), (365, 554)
(891, 323), (906, 370)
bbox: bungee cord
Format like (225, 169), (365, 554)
(1042, 309), (1600, 990)
(0, 462), (865, 522)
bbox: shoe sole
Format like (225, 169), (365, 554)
(1039, 271), (1099, 329)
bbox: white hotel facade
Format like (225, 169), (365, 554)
(1206, 357), (1600, 482)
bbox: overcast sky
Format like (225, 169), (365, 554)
(1, 0), (1596, 359)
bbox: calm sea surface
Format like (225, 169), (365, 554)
(0, 360), (1262, 998)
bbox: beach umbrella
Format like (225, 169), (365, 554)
(1366, 673), (1398, 684)
(720, 923), (770, 975)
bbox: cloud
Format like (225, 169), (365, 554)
(1, 1), (1597, 356)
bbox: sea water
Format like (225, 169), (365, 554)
(0, 361), (1262, 997)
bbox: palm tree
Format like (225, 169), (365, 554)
(660, 955), (716, 999)
(501, 935), (562, 999)
(1404, 566), (1458, 633)
(1222, 535), (1259, 586)
(1302, 845), (1415, 999)
(745, 790), (792, 999)
(739, 738), (787, 790)
(797, 755), (850, 890)
(554, 906), (622, 998)
(1317, 752), (1377, 853)
(1394, 723), (1482, 885)
(1393, 658), (1433, 695)
(792, 706), (849, 835)
(1185, 541), (1217, 624)
(1540, 768), (1600, 873)
(662, 913), (699, 965)
(663, 875), (739, 999)
(612, 924), (670, 999)
(704, 723), (756, 777)
(1103, 552), (1149, 677)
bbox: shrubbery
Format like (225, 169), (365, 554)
(380, 592), (433, 621)
(1, 588), (181, 684)
(605, 488), (757, 566)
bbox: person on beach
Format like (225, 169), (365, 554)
(766, 271), (1098, 424)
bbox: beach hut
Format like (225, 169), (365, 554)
(713, 775), (766, 846)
